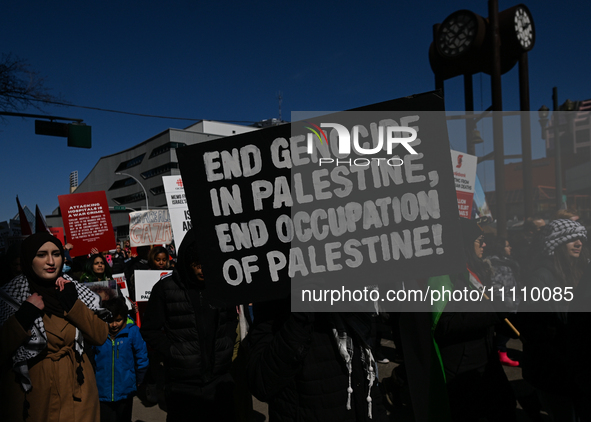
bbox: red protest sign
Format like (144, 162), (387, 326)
(49, 227), (65, 246)
(58, 191), (116, 257)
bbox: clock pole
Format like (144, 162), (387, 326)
(519, 53), (534, 219)
(429, 3), (536, 228)
(464, 74), (476, 156)
(489, 0), (508, 238)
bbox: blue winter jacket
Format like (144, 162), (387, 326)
(93, 322), (149, 402)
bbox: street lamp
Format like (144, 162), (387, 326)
(115, 172), (149, 211)
(471, 129), (485, 145)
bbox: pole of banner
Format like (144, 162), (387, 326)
(134, 301), (141, 328)
(481, 291), (520, 337)
(504, 318), (520, 337)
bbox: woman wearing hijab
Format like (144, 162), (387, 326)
(0, 233), (109, 422)
(521, 219), (588, 421)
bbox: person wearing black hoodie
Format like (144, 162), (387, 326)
(140, 229), (238, 422)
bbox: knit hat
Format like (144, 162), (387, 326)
(542, 219), (587, 256)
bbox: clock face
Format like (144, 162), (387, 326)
(437, 12), (478, 58)
(514, 7), (534, 50)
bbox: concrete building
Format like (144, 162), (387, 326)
(46, 120), (259, 240)
(485, 99), (591, 220)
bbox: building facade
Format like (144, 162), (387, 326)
(46, 120), (258, 240)
(485, 100), (591, 220)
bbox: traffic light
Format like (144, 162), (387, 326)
(67, 123), (91, 148)
(34, 120), (92, 148)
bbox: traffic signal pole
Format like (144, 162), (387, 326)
(0, 111), (91, 148)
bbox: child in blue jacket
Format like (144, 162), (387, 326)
(94, 297), (149, 422)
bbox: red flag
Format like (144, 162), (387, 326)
(16, 196), (32, 235)
(35, 205), (51, 234)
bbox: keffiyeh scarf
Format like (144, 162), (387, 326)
(0, 274), (105, 392)
(330, 313), (377, 419)
(543, 219), (587, 256)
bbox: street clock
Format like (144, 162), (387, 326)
(436, 10), (485, 58)
(429, 4), (535, 80)
(513, 5), (535, 51)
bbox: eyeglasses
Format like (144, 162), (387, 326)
(474, 236), (484, 246)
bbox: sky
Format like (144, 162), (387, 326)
(1, 0), (590, 224)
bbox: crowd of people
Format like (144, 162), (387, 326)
(0, 209), (589, 422)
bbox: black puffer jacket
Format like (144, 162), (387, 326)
(244, 299), (388, 422)
(141, 230), (237, 396)
(521, 260), (571, 395)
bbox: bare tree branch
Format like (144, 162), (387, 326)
(0, 52), (68, 114)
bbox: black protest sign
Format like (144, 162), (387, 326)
(178, 91), (465, 308)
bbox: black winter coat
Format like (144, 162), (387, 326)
(521, 260), (572, 395)
(244, 299), (388, 422)
(433, 273), (516, 421)
(141, 271), (238, 396)
(566, 262), (591, 419)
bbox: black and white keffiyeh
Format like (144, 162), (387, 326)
(0, 274), (104, 392)
(330, 314), (377, 419)
(543, 219), (587, 256)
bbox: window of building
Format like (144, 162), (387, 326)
(141, 162), (179, 180)
(115, 154), (145, 172)
(112, 191), (146, 205)
(149, 142), (187, 159)
(150, 185), (165, 195)
(108, 177), (137, 191)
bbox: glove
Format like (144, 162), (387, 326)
(58, 282), (79, 312)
